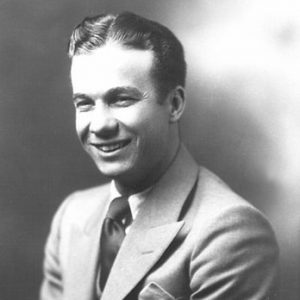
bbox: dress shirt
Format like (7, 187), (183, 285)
(96, 181), (152, 297)
(109, 181), (152, 233)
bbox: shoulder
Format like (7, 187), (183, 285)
(194, 166), (271, 225)
(64, 183), (111, 212)
(187, 167), (279, 297)
(189, 166), (278, 258)
(51, 183), (110, 232)
(190, 166), (279, 266)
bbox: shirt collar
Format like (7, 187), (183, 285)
(109, 181), (152, 220)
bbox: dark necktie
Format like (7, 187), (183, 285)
(99, 196), (132, 290)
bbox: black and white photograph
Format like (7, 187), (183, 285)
(0, 1), (299, 299)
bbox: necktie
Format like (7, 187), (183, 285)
(99, 196), (132, 290)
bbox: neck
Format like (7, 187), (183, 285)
(115, 140), (181, 196)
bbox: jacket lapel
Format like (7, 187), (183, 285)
(65, 227), (101, 300)
(101, 145), (199, 300)
(65, 186), (110, 300)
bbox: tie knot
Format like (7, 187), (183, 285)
(106, 196), (130, 222)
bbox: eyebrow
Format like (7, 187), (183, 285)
(106, 86), (144, 99)
(72, 93), (92, 102)
(72, 86), (144, 102)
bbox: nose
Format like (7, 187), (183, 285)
(89, 104), (119, 138)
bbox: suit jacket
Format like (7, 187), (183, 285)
(40, 145), (279, 300)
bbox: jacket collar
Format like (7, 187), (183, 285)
(101, 144), (199, 300)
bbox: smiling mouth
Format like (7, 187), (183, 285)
(92, 140), (131, 153)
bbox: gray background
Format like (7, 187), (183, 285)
(0, 0), (299, 299)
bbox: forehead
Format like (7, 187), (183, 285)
(70, 43), (155, 95)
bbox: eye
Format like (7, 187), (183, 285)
(74, 98), (94, 112)
(112, 95), (137, 107)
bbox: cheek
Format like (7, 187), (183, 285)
(138, 116), (169, 149)
(117, 104), (164, 128)
(75, 114), (89, 141)
(119, 112), (157, 140)
(116, 104), (169, 145)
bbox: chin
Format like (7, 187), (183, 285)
(95, 161), (132, 179)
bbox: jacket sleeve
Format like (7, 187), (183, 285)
(189, 205), (279, 300)
(40, 198), (70, 300)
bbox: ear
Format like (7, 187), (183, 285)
(167, 86), (186, 123)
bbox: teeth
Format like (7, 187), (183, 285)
(98, 142), (126, 152)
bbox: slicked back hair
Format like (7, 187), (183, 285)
(68, 12), (186, 97)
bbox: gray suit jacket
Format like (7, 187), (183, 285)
(40, 146), (279, 300)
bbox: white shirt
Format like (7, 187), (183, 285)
(109, 180), (152, 233)
(96, 181), (152, 296)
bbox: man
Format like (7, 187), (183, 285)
(40, 12), (279, 300)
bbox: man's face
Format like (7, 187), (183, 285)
(71, 43), (177, 189)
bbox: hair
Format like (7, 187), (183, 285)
(68, 12), (186, 96)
